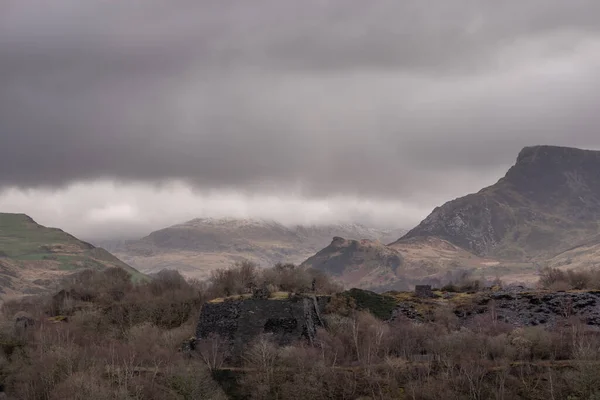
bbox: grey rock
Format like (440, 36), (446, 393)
(393, 290), (600, 329)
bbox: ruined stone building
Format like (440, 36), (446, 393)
(196, 295), (330, 359)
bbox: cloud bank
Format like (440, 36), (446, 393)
(2, 0), (600, 236)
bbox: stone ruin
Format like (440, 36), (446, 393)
(415, 285), (434, 298)
(196, 295), (329, 361)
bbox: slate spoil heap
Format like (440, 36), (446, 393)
(196, 294), (329, 360)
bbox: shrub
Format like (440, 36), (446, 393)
(337, 288), (397, 320)
(441, 278), (481, 293)
(539, 267), (600, 290)
(206, 261), (341, 299)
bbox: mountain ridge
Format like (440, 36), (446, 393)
(400, 145), (600, 259)
(301, 145), (600, 290)
(301, 235), (493, 291)
(101, 218), (407, 279)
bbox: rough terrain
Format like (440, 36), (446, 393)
(195, 287), (600, 365)
(390, 288), (600, 328)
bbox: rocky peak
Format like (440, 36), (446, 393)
(400, 146), (600, 258)
(301, 236), (404, 290)
(515, 145), (599, 164)
(330, 236), (347, 246)
(501, 145), (600, 205)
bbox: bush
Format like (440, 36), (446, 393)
(440, 272), (482, 293)
(206, 261), (341, 299)
(539, 267), (600, 290)
(335, 288), (397, 320)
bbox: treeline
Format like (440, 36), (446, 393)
(207, 261), (342, 298)
(2, 262), (600, 399)
(538, 266), (600, 291)
(0, 267), (221, 399)
(0, 262), (341, 399)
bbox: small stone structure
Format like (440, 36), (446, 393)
(415, 285), (434, 298)
(196, 295), (329, 360)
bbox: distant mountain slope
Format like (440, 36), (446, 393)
(544, 234), (600, 271)
(400, 146), (600, 259)
(300, 237), (404, 290)
(101, 218), (406, 279)
(301, 235), (494, 291)
(0, 213), (144, 297)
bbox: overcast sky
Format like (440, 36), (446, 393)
(2, 0), (600, 240)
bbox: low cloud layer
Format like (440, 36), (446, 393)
(0, 181), (429, 240)
(2, 1), (600, 236)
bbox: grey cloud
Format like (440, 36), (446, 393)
(2, 0), (600, 202)
(0, 182), (429, 240)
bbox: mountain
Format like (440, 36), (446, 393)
(0, 213), (145, 297)
(301, 235), (495, 290)
(100, 218), (406, 279)
(301, 237), (404, 289)
(302, 145), (600, 290)
(401, 145), (600, 260)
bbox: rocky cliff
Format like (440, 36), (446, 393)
(400, 145), (600, 259)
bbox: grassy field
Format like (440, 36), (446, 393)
(0, 214), (82, 257)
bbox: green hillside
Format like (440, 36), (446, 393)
(0, 213), (146, 296)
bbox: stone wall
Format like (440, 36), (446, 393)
(196, 295), (329, 360)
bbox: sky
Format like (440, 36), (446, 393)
(2, 0), (600, 240)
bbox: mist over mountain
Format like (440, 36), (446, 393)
(98, 218), (406, 279)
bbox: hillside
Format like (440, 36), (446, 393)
(300, 235), (506, 290)
(401, 145), (600, 260)
(100, 218), (406, 279)
(544, 234), (600, 270)
(300, 237), (404, 290)
(0, 213), (144, 297)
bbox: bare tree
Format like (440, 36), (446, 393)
(196, 334), (228, 371)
